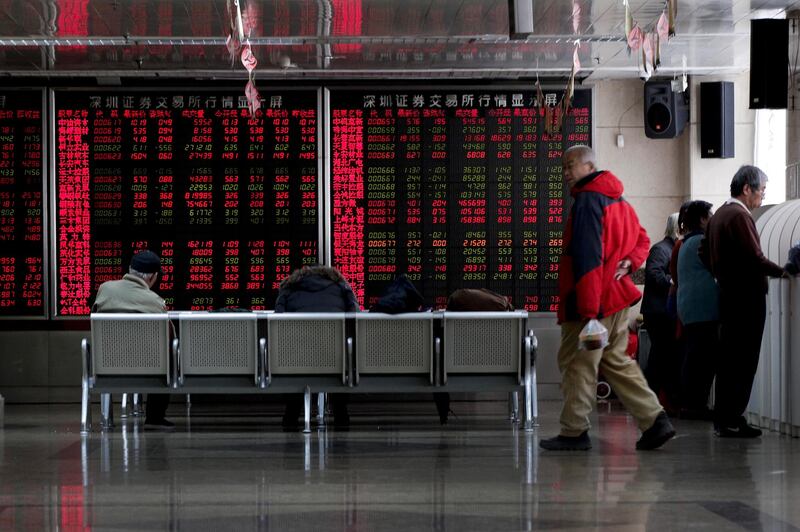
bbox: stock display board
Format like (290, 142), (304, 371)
(55, 90), (319, 315)
(0, 90), (46, 317)
(330, 88), (591, 311)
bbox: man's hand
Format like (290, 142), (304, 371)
(614, 259), (632, 280)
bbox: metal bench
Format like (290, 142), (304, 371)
(441, 311), (537, 430)
(81, 310), (538, 433)
(81, 313), (172, 433)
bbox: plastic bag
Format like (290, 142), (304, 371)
(579, 319), (609, 351)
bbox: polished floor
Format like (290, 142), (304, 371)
(1, 399), (799, 531)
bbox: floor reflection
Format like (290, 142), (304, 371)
(1, 403), (799, 531)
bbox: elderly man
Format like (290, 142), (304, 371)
(702, 166), (789, 438)
(539, 145), (675, 451)
(93, 250), (173, 429)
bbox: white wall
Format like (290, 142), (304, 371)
(593, 79), (688, 243)
(591, 73), (758, 243)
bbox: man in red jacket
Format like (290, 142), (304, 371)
(702, 165), (789, 438)
(540, 145), (675, 451)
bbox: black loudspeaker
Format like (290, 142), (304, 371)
(749, 19), (789, 109)
(644, 80), (689, 139)
(700, 81), (734, 159)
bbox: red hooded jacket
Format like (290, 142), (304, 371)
(557, 170), (649, 323)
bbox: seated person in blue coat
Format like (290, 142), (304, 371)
(275, 264), (359, 428)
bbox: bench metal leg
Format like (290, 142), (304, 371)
(120, 393), (129, 418)
(303, 386), (312, 434)
(100, 394), (114, 430)
(523, 334), (539, 431)
(317, 392), (326, 428)
(80, 339), (91, 434)
(523, 364), (539, 431)
(508, 391), (519, 423)
(80, 379), (91, 434)
(132, 393), (143, 416)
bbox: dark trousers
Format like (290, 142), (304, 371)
(714, 291), (766, 427)
(680, 321), (718, 411)
(145, 394), (170, 421)
(643, 313), (680, 404)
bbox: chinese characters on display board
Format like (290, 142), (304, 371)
(55, 90), (319, 315)
(330, 88), (591, 311)
(0, 91), (45, 317)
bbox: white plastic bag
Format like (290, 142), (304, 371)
(579, 319), (609, 351)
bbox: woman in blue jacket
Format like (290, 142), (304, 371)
(676, 201), (717, 419)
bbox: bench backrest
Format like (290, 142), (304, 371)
(90, 313), (170, 377)
(442, 311), (527, 379)
(355, 313), (434, 377)
(178, 313), (258, 375)
(267, 313), (347, 376)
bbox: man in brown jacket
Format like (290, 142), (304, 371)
(702, 165), (788, 438)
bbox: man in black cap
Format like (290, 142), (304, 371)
(93, 250), (172, 428)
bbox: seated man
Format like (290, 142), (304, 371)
(275, 264), (359, 428)
(92, 250), (173, 429)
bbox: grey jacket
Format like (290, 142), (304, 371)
(92, 274), (166, 313)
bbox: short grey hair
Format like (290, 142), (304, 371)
(664, 212), (680, 240)
(563, 145), (597, 168)
(730, 165), (767, 197)
(129, 268), (157, 282)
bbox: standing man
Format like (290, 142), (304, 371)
(540, 145), (675, 451)
(702, 166), (788, 437)
(93, 250), (173, 429)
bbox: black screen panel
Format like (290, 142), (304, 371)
(0, 90), (46, 317)
(54, 90), (320, 315)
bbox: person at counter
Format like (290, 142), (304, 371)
(539, 145), (675, 452)
(640, 212), (680, 411)
(92, 250), (173, 429)
(700, 166), (791, 438)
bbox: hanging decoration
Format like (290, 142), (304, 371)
(667, 0), (677, 37)
(226, 0), (262, 117)
(623, 0), (678, 78)
(558, 42), (581, 128)
(549, 1), (583, 134)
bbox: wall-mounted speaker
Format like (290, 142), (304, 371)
(644, 80), (689, 139)
(508, 0), (534, 39)
(701, 81), (734, 158)
(749, 19), (789, 109)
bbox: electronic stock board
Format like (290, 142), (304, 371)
(329, 88), (591, 311)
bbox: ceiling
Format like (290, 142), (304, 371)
(0, 0), (798, 80)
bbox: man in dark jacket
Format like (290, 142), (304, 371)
(702, 165), (789, 437)
(540, 145), (675, 451)
(275, 264), (359, 428)
(641, 213), (680, 407)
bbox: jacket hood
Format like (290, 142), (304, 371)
(571, 170), (624, 200)
(284, 274), (340, 293)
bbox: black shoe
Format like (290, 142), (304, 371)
(144, 418), (175, 430)
(539, 431), (591, 451)
(715, 419), (762, 438)
(433, 393), (450, 425)
(636, 412), (676, 450)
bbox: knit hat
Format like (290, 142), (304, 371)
(130, 250), (161, 273)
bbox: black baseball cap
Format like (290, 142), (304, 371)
(130, 250), (161, 273)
